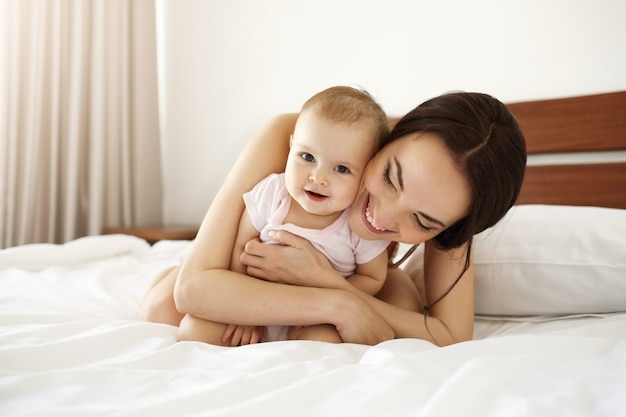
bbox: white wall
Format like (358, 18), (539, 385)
(157, 0), (626, 226)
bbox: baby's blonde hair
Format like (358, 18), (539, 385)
(301, 86), (390, 149)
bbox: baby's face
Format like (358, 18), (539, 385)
(285, 111), (377, 217)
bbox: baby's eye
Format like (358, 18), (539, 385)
(335, 165), (350, 174)
(301, 153), (315, 163)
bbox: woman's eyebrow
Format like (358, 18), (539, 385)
(394, 156), (404, 191)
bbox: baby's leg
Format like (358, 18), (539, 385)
(288, 324), (342, 343)
(178, 314), (231, 346)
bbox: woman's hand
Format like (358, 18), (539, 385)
(331, 292), (395, 344)
(240, 230), (395, 345)
(240, 230), (341, 289)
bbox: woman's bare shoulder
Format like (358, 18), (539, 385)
(256, 113), (298, 142)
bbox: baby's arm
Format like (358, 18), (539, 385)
(346, 251), (389, 296)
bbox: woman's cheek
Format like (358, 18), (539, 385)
(348, 201), (369, 239)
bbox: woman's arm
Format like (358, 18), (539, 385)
(241, 232), (474, 346)
(174, 113), (293, 316)
(172, 113), (394, 344)
(179, 113), (296, 276)
(421, 241), (474, 342)
(348, 241), (474, 345)
(359, 241), (474, 345)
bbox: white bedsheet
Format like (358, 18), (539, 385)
(1, 235), (625, 417)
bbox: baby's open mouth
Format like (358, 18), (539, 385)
(305, 190), (327, 201)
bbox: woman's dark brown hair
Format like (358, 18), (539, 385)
(389, 92), (527, 316)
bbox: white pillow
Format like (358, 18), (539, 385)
(473, 205), (626, 315)
(401, 205), (626, 316)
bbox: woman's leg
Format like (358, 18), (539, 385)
(178, 314), (231, 346)
(139, 266), (185, 326)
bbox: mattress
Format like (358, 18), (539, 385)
(1, 231), (625, 417)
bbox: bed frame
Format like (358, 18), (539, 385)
(388, 91), (626, 210)
(508, 91), (626, 209)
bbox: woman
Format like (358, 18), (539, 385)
(140, 91), (527, 347)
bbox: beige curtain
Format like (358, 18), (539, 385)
(0, 0), (162, 248)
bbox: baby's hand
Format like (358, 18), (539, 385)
(222, 324), (263, 346)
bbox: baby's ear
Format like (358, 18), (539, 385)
(289, 134), (293, 148)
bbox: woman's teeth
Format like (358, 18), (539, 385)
(365, 205), (386, 231)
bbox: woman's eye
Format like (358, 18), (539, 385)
(335, 165), (349, 174)
(414, 214), (432, 232)
(301, 153), (315, 162)
(384, 165), (396, 190)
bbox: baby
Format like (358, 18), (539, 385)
(229, 86), (391, 342)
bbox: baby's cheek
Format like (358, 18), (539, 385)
(343, 187), (360, 206)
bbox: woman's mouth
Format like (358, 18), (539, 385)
(362, 198), (388, 233)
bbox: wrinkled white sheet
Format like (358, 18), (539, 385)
(1, 235), (625, 417)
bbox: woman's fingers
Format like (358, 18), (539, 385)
(240, 239), (289, 282)
(241, 231), (334, 286)
(267, 229), (307, 248)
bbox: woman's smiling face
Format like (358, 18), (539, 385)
(349, 132), (472, 245)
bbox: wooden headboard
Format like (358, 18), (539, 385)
(507, 91), (626, 209)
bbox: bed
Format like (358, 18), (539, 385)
(2, 91), (625, 417)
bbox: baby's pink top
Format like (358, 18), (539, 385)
(243, 173), (389, 277)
